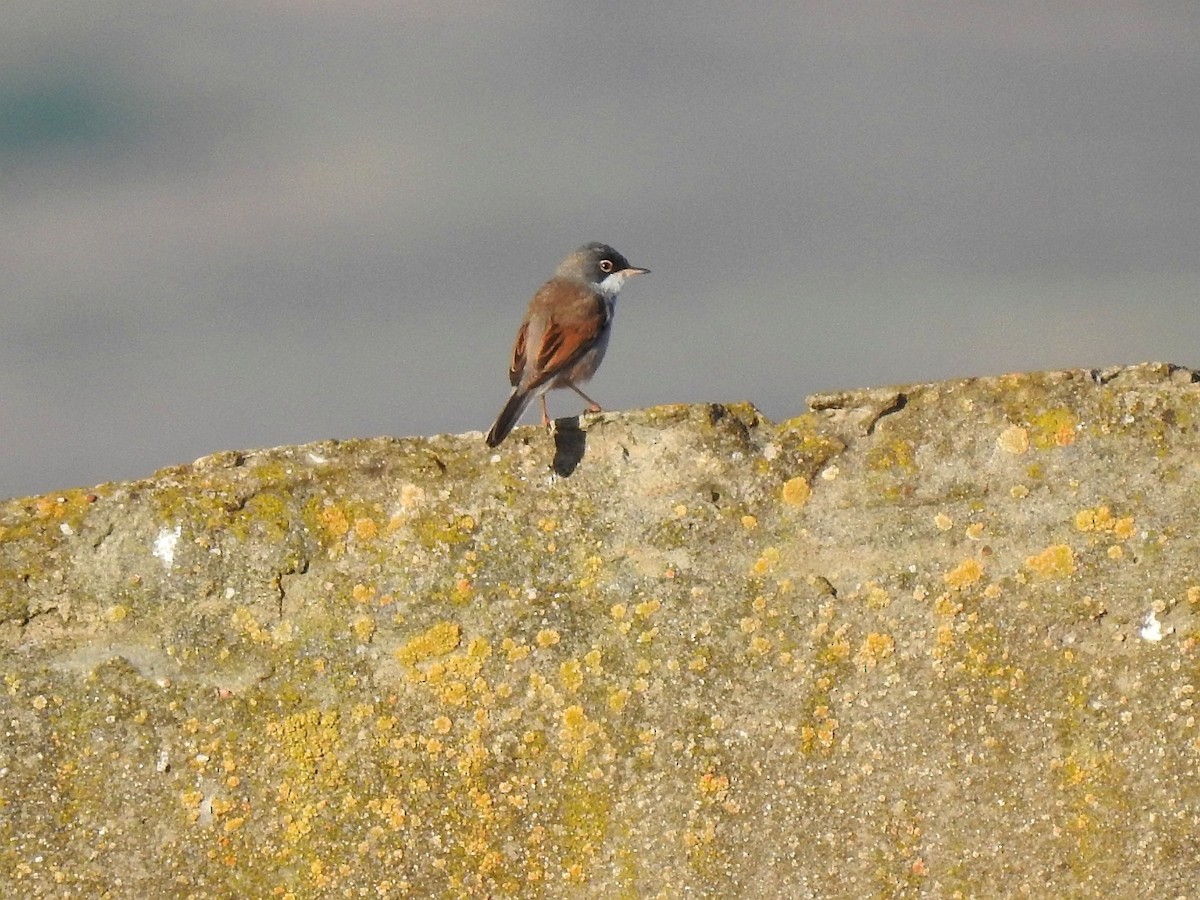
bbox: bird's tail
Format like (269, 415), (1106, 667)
(485, 388), (533, 447)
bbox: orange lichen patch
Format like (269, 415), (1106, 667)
(697, 768), (731, 801)
(180, 789), (204, 814)
(318, 505), (350, 539)
(432, 715), (452, 734)
(800, 707), (838, 754)
(1074, 505), (1135, 541)
(353, 517), (378, 540)
(267, 708), (344, 789)
(396, 621), (462, 667)
(934, 513), (953, 531)
(367, 795), (408, 831)
(741, 514), (758, 530)
(781, 476), (812, 507)
(997, 424), (1030, 454)
(535, 629), (561, 649)
(965, 523), (985, 541)
(1112, 518), (1135, 541)
(1025, 544), (1076, 578)
(1029, 408), (1079, 448)
(943, 559), (984, 589)
(855, 632), (895, 670)
(752, 547), (781, 575)
(351, 583), (375, 603)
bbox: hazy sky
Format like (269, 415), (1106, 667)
(3, 2), (1198, 500)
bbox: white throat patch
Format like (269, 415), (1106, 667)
(595, 270), (633, 300)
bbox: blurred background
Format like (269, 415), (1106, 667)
(3, 2), (1198, 500)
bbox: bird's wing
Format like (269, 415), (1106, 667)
(526, 283), (608, 388)
(508, 319), (528, 387)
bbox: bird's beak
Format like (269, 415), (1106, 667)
(624, 266), (650, 276)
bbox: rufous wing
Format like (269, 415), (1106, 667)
(525, 284), (608, 389)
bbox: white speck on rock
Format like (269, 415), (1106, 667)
(153, 526), (182, 568)
(1139, 610), (1164, 642)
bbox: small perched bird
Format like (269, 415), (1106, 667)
(485, 242), (649, 447)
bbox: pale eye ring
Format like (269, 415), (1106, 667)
(599, 259), (614, 273)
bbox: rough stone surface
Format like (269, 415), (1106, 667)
(2, 362), (1199, 897)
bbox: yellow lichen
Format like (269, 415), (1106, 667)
(396, 621), (462, 667)
(608, 688), (630, 713)
(560, 658), (584, 693)
(943, 559), (984, 589)
(1025, 544), (1076, 578)
(634, 598), (662, 618)
(103, 604), (129, 623)
(503, 638), (530, 663)
(781, 476), (812, 507)
(352, 615), (376, 643)
(752, 547), (780, 575)
(1075, 505), (1135, 543)
(1029, 408), (1079, 448)
(855, 632), (895, 670)
(997, 424), (1030, 454)
(864, 582), (891, 609)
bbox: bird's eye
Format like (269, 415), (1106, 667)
(599, 259), (614, 273)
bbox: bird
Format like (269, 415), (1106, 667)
(485, 242), (650, 447)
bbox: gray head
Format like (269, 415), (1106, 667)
(556, 242), (650, 292)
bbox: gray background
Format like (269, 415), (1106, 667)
(3, 2), (1198, 501)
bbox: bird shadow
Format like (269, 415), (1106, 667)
(551, 417), (587, 476)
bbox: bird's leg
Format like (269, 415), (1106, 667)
(540, 395), (551, 427)
(569, 384), (602, 413)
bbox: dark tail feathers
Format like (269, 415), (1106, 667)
(485, 388), (532, 447)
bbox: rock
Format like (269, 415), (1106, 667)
(1, 362), (1198, 896)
